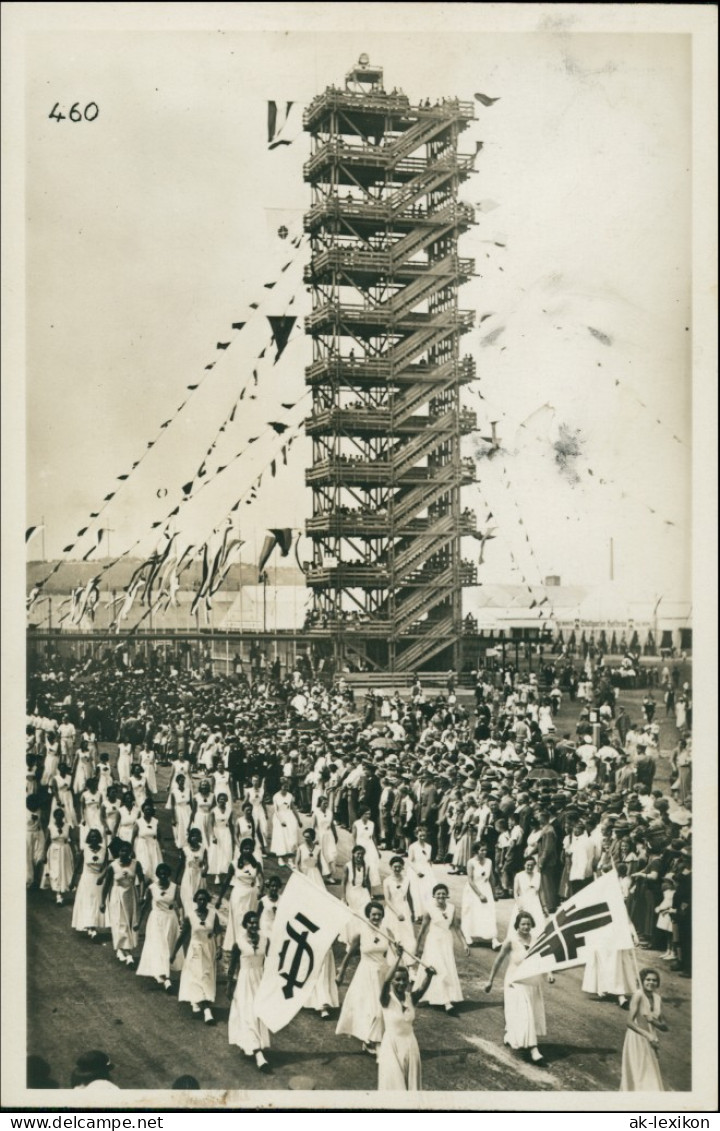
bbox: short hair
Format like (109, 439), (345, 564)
(639, 967), (660, 986)
(193, 888), (210, 904)
(389, 855), (404, 867)
(365, 900), (384, 919)
(242, 910), (259, 928)
(514, 911), (536, 930)
(472, 841), (485, 854)
(432, 883), (449, 896)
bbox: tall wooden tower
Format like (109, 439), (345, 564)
(303, 56), (478, 673)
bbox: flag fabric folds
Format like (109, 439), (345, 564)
(510, 871), (635, 983)
(254, 872), (351, 1032)
(257, 528), (293, 575)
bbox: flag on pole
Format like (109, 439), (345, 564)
(510, 871), (634, 983)
(254, 872), (351, 1032)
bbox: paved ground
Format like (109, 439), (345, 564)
(26, 686), (691, 1094)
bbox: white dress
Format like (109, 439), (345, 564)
(41, 744), (60, 787)
(117, 805), (140, 844)
(353, 819), (381, 888)
(378, 992), (422, 1091)
(135, 816), (164, 880)
(208, 807), (234, 875)
(244, 785), (268, 842)
(179, 845), (206, 915)
(582, 948), (638, 996)
(342, 861), (372, 946)
(620, 991), (664, 1091)
(47, 823), (74, 893)
(382, 874), (417, 960)
(313, 808), (337, 874)
(503, 937), (546, 1049)
(192, 793), (215, 849)
(270, 791), (299, 857)
(72, 844), (107, 930)
(140, 749), (157, 795)
(26, 812), (46, 884)
(414, 902), (463, 1005)
(228, 933), (270, 1054)
(223, 862), (263, 950)
(116, 743), (133, 787)
(511, 872), (546, 934)
(170, 784), (193, 849)
(178, 907), (218, 1005)
(407, 841), (435, 917)
(107, 859), (140, 951)
(336, 922), (391, 1043)
(461, 857), (498, 943)
(137, 881), (183, 979)
(54, 774), (77, 828)
(236, 814), (264, 862)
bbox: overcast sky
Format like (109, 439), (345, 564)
(24, 22), (692, 595)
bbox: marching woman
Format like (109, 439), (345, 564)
(80, 777), (105, 839)
(382, 856), (417, 962)
(511, 857), (548, 937)
(129, 762), (151, 809)
(406, 825), (435, 921)
(341, 845), (372, 947)
(176, 827), (208, 917)
(70, 826), (107, 939)
(140, 742), (158, 797)
(236, 802), (264, 864)
(336, 901), (395, 1056)
(116, 741), (133, 789)
(269, 779), (301, 867)
(172, 888), (222, 1025)
(96, 751), (114, 800)
(227, 910), (271, 1072)
(165, 751), (193, 811)
(46, 806), (74, 905)
(134, 800), (164, 881)
(582, 941), (637, 1010)
(26, 796), (46, 889)
(208, 792), (234, 885)
(40, 732), (60, 789)
(295, 828), (339, 1019)
(461, 842), (500, 950)
(191, 779), (216, 850)
(352, 808), (382, 890)
(71, 740), (94, 802)
(211, 758), (232, 808)
(483, 911), (551, 1064)
(313, 795), (339, 882)
(377, 946), (436, 1091)
(117, 790), (140, 846)
(218, 838), (264, 952)
(100, 839), (145, 966)
(169, 772), (194, 850)
(243, 774), (268, 854)
(52, 763), (77, 832)
(136, 862), (183, 992)
(414, 883), (468, 1015)
(258, 874), (282, 938)
(620, 967), (668, 1090)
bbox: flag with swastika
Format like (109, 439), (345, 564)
(510, 871), (635, 982)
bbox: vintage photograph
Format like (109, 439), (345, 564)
(3, 1), (717, 1113)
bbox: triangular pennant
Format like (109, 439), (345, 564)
(217, 342), (230, 350)
(231, 322), (246, 331)
(268, 316), (296, 363)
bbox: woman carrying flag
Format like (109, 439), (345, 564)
(377, 945), (435, 1091)
(483, 911), (551, 1064)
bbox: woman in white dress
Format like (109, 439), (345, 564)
(117, 791), (140, 846)
(191, 780), (216, 850)
(176, 828), (208, 916)
(100, 839), (144, 966)
(52, 764), (77, 830)
(116, 742), (133, 788)
(136, 862), (182, 991)
(620, 968), (667, 1090)
(165, 754), (192, 811)
(80, 778), (105, 835)
(102, 785), (122, 840)
(511, 857), (547, 936)
(406, 826), (435, 921)
(129, 763), (151, 810)
(70, 827), (106, 938)
(352, 809), (381, 889)
(96, 753), (114, 800)
(140, 742), (157, 796)
(270, 780), (301, 867)
(134, 800), (164, 881)
(208, 793), (234, 883)
(46, 806), (74, 905)
(483, 911), (551, 1063)
(169, 773), (194, 850)
(227, 910), (271, 1071)
(236, 803), (264, 863)
(26, 797), (46, 889)
(341, 846), (372, 947)
(461, 842), (500, 949)
(218, 839), (264, 951)
(258, 874), (282, 937)
(172, 889), (221, 1025)
(377, 946), (436, 1091)
(40, 735), (60, 789)
(295, 828), (339, 1019)
(336, 901), (394, 1055)
(312, 795), (338, 882)
(414, 883), (468, 1014)
(211, 761), (232, 807)
(243, 775), (268, 853)
(382, 856), (417, 962)
(71, 740), (94, 799)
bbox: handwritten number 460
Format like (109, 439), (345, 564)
(49, 102), (99, 123)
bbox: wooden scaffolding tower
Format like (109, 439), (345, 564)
(303, 56), (478, 672)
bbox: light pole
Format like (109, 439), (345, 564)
(260, 571), (269, 634)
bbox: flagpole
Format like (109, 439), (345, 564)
(288, 867), (433, 972)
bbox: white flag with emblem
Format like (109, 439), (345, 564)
(511, 871), (635, 983)
(254, 871), (352, 1031)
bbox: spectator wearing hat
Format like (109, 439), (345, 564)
(536, 809), (560, 913)
(71, 1050), (119, 1091)
(418, 771), (440, 853)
